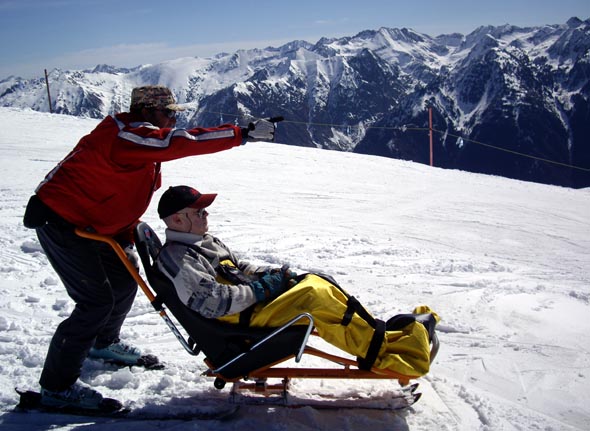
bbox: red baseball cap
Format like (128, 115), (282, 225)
(158, 186), (217, 219)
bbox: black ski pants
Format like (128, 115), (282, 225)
(36, 222), (137, 391)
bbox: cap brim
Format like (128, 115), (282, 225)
(187, 193), (217, 209)
(165, 103), (186, 111)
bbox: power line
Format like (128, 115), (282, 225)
(432, 129), (590, 173)
(201, 110), (590, 173)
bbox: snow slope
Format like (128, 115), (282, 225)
(0, 107), (588, 430)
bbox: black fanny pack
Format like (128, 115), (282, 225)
(23, 195), (69, 229)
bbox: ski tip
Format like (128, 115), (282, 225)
(137, 354), (165, 370)
(412, 392), (423, 404)
(15, 390), (42, 410)
(15, 387), (37, 395)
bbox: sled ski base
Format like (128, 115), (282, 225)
(230, 378), (290, 401)
(228, 379), (421, 411)
(205, 344), (419, 389)
(15, 388), (240, 421)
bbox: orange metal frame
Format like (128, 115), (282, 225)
(205, 344), (413, 385)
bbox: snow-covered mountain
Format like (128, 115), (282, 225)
(1, 17), (589, 188)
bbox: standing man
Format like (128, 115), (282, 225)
(23, 85), (276, 411)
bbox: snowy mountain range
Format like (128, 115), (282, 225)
(1, 17), (589, 188)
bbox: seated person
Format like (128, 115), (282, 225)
(155, 185), (439, 377)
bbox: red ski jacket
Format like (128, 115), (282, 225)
(36, 112), (243, 237)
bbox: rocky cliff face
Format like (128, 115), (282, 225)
(2, 18), (589, 187)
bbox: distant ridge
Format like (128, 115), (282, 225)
(1, 17), (589, 188)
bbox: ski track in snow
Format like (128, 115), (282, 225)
(0, 107), (589, 430)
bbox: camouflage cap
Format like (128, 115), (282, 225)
(130, 85), (185, 111)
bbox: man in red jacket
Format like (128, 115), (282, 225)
(23, 85), (276, 411)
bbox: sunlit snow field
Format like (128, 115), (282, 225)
(0, 107), (588, 430)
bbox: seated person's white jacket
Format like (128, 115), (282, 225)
(157, 229), (269, 318)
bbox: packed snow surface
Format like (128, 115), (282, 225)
(0, 107), (588, 430)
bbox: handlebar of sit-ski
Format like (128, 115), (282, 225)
(74, 228), (157, 304)
(75, 228), (200, 356)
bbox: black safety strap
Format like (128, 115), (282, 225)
(340, 295), (376, 328)
(312, 274), (384, 371)
(238, 304), (256, 327)
(341, 296), (359, 326)
(357, 319), (386, 370)
(306, 273), (377, 329)
(216, 262), (255, 285)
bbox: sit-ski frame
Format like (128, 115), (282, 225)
(75, 228), (439, 397)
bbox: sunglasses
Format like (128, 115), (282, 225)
(154, 108), (176, 119)
(179, 208), (208, 219)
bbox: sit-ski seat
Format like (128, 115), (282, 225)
(132, 222), (314, 384)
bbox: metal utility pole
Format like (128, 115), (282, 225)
(428, 107), (433, 167)
(44, 69), (53, 113)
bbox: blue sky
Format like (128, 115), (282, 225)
(1, 0), (589, 79)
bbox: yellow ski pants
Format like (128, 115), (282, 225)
(218, 274), (438, 377)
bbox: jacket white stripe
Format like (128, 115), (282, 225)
(115, 117), (237, 148)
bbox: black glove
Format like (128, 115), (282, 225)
(250, 271), (290, 302)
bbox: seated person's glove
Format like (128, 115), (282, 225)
(242, 119), (276, 142)
(268, 265), (298, 286)
(281, 265), (298, 287)
(249, 270), (291, 302)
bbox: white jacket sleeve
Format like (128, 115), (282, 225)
(157, 242), (257, 318)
